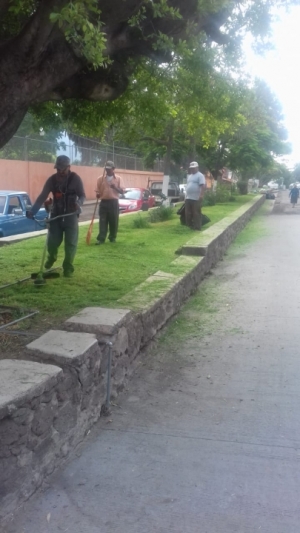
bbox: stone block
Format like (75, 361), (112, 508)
(31, 403), (56, 437)
(0, 359), (62, 420)
(64, 307), (132, 336)
(113, 326), (129, 358)
(0, 418), (27, 446)
(26, 330), (103, 429)
(53, 402), (78, 436)
(127, 317), (143, 359)
(0, 456), (18, 483)
(26, 330), (99, 367)
(55, 372), (79, 403)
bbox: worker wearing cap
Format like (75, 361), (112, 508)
(26, 155), (85, 277)
(95, 161), (124, 244)
(185, 161), (206, 230)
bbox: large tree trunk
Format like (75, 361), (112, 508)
(0, 26), (128, 148)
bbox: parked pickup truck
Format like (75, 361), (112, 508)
(0, 190), (47, 237)
(148, 180), (185, 205)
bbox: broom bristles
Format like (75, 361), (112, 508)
(85, 198), (99, 245)
(86, 224), (93, 244)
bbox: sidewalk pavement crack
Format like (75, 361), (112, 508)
(102, 427), (300, 452)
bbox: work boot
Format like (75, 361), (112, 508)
(63, 270), (73, 278)
(44, 259), (54, 270)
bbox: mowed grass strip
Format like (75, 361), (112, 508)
(0, 197), (250, 322)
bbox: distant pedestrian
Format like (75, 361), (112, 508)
(185, 162), (206, 230)
(289, 184), (299, 208)
(26, 155), (85, 277)
(96, 161), (124, 244)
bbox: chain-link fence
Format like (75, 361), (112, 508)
(0, 135), (164, 172)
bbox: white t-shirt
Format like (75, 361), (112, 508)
(186, 171), (206, 200)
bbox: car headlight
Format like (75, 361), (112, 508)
(128, 203), (137, 210)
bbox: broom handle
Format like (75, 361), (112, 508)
(90, 197), (99, 225)
(86, 162), (106, 243)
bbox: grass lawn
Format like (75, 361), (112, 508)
(0, 196), (251, 325)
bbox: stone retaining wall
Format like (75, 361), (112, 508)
(0, 195), (264, 522)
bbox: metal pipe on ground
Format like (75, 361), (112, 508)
(0, 305), (39, 332)
(0, 311), (39, 331)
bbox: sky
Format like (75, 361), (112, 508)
(243, 5), (300, 169)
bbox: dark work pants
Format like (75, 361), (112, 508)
(185, 199), (202, 230)
(47, 214), (78, 273)
(97, 199), (119, 242)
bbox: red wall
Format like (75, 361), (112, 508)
(0, 160), (163, 202)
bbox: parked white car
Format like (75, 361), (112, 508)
(267, 181), (279, 190)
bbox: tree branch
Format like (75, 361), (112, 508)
(16, 0), (69, 61)
(0, 108), (28, 149)
(0, 0), (10, 17)
(141, 136), (168, 146)
(39, 65), (129, 102)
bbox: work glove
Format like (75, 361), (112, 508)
(26, 210), (34, 219)
(44, 197), (53, 213)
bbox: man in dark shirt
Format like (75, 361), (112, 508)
(26, 155), (85, 277)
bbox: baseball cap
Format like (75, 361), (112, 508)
(54, 155), (70, 170)
(105, 161), (115, 169)
(189, 161), (199, 168)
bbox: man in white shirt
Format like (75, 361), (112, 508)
(185, 161), (206, 230)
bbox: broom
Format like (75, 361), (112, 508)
(85, 197), (99, 245)
(86, 163), (106, 245)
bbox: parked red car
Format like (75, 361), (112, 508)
(119, 188), (156, 214)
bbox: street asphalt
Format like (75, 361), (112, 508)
(4, 192), (300, 533)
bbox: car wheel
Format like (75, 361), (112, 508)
(141, 203), (149, 211)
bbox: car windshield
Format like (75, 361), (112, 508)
(123, 190), (141, 200)
(0, 196), (6, 214)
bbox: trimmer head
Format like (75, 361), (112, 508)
(33, 276), (46, 287)
(31, 271), (60, 280)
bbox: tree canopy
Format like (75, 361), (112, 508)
(198, 80), (291, 180)
(1, 0), (299, 149)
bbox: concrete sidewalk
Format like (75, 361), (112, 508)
(5, 201), (300, 533)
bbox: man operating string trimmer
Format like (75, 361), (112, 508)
(26, 155), (86, 278)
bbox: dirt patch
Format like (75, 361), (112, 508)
(0, 310), (64, 361)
